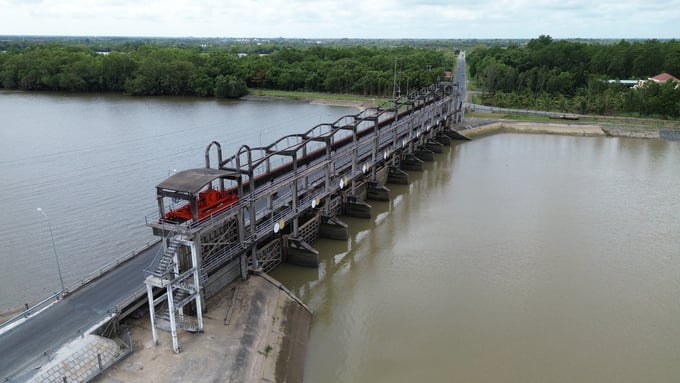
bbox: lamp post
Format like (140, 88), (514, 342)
(37, 208), (65, 296)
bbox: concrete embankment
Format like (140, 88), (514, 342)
(98, 274), (311, 383)
(461, 120), (663, 139)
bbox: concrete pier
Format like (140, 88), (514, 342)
(286, 237), (320, 267)
(319, 216), (350, 240)
(424, 139), (444, 153)
(435, 133), (452, 145)
(343, 196), (372, 219)
(387, 167), (410, 184)
(415, 147), (435, 161)
(366, 182), (391, 202)
(403, 153), (427, 169)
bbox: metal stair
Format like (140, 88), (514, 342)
(155, 312), (200, 333)
(144, 234), (205, 352)
(154, 288), (200, 333)
(154, 237), (180, 277)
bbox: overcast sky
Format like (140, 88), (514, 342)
(1, 0), (678, 39)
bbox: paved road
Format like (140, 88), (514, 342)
(0, 242), (160, 381)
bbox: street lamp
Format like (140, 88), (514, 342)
(37, 207), (65, 296)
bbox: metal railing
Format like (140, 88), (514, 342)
(0, 292), (61, 333)
(1, 238), (159, 334)
(143, 232), (176, 278)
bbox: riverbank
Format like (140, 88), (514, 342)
(244, 90), (381, 111)
(461, 118), (671, 139)
(97, 274), (311, 383)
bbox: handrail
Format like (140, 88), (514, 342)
(143, 231), (174, 278)
(0, 292), (60, 333)
(1, 237), (161, 333)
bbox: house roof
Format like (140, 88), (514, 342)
(649, 73), (680, 83)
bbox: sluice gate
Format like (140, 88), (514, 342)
(143, 81), (465, 352)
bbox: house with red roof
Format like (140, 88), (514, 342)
(634, 72), (680, 88)
(648, 73), (680, 83)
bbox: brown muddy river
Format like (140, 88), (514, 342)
(272, 133), (680, 383)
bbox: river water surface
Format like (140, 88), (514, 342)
(272, 133), (680, 382)
(1, 91), (679, 382)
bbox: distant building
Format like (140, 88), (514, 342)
(607, 79), (639, 87)
(635, 72), (680, 88)
(648, 73), (680, 84)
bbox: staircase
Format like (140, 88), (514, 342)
(144, 235), (205, 352)
(154, 237), (180, 277)
(154, 288), (200, 333)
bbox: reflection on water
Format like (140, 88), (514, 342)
(271, 134), (680, 383)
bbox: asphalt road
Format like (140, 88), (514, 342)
(0, 242), (160, 381)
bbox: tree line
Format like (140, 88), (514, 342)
(468, 35), (680, 118)
(0, 42), (453, 98)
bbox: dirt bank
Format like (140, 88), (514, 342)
(308, 98), (377, 110)
(243, 94), (376, 111)
(461, 119), (662, 139)
(97, 274), (311, 383)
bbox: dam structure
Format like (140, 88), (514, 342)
(143, 78), (467, 352)
(0, 53), (467, 382)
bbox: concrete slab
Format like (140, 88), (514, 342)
(96, 274), (311, 383)
(28, 335), (120, 383)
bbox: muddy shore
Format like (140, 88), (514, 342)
(243, 94), (376, 111)
(461, 118), (665, 139)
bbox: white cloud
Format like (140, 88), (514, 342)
(0, 0), (678, 38)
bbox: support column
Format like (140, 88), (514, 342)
(167, 284), (179, 353)
(292, 177), (299, 237)
(146, 283), (158, 346)
(250, 247), (259, 270)
(190, 242), (203, 332)
(240, 253), (248, 280)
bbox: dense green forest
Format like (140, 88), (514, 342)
(3, 35), (680, 118)
(0, 37), (454, 98)
(468, 35), (680, 118)
(0, 35), (511, 54)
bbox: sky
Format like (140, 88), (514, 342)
(1, 0), (678, 40)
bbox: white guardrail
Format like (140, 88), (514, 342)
(0, 238), (160, 332)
